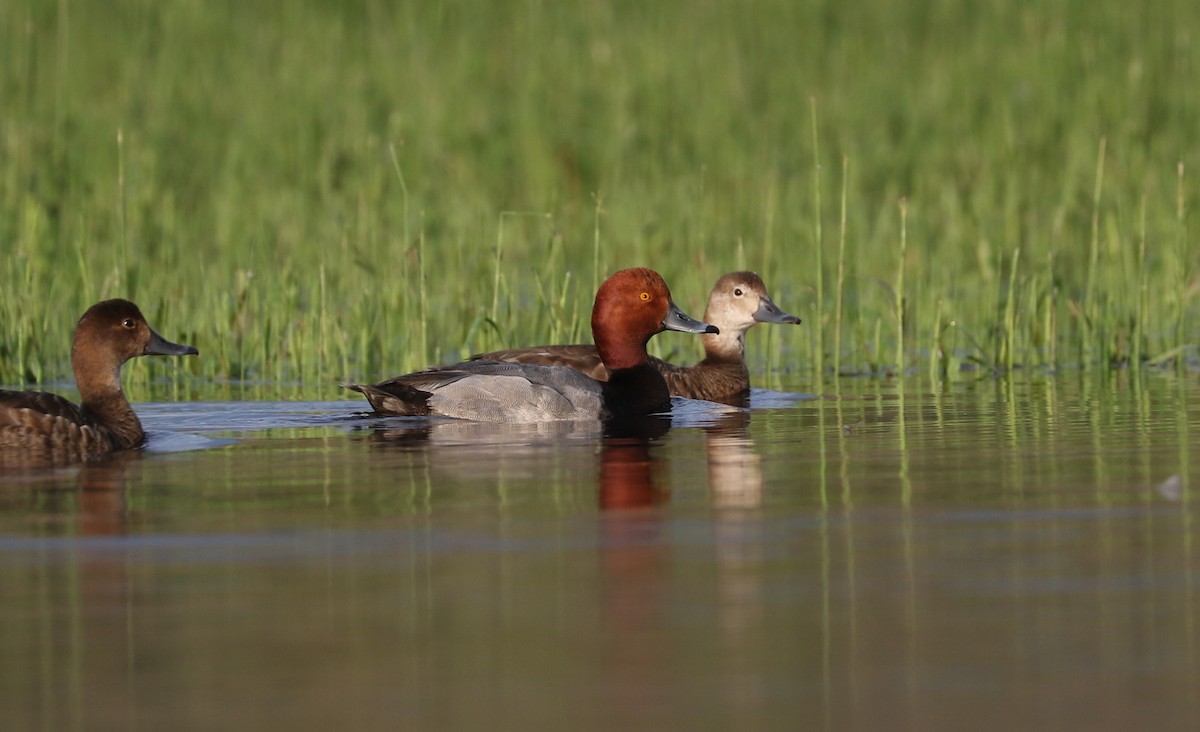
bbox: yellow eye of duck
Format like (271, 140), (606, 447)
(639, 292), (651, 301)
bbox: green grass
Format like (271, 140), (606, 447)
(1, 0), (1198, 399)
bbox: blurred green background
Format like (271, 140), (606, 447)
(2, 0), (1197, 397)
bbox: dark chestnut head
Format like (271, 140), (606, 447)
(591, 268), (716, 371)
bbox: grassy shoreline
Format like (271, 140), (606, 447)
(2, 1), (1197, 398)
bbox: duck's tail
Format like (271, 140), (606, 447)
(342, 382), (432, 416)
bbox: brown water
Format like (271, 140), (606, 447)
(1, 375), (1198, 731)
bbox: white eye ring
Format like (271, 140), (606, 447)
(733, 288), (744, 297)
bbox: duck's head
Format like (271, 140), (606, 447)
(71, 299), (199, 386)
(706, 272), (801, 333)
(591, 268), (717, 370)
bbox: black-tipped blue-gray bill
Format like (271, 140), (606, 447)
(663, 300), (720, 334)
(754, 296), (801, 325)
(145, 329), (200, 357)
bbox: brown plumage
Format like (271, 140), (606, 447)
(472, 272), (800, 405)
(1, 299), (198, 466)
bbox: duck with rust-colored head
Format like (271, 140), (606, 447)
(0, 299), (198, 464)
(472, 271), (799, 405)
(344, 268), (717, 422)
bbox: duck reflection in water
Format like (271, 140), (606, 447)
(597, 414), (670, 509)
(73, 452), (141, 537)
(702, 410), (763, 509)
(0, 450), (142, 537)
(355, 405), (762, 512)
(354, 412), (673, 511)
(593, 414), (684, 725)
(355, 418), (606, 488)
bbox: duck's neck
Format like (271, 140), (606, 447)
(74, 355), (145, 450)
(603, 363), (672, 419)
(699, 328), (747, 363)
(595, 332), (649, 371)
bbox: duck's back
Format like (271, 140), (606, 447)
(0, 390), (116, 462)
(471, 345), (610, 381)
(472, 345), (751, 405)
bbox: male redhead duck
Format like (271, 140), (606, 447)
(472, 271), (799, 405)
(0, 299), (198, 463)
(345, 267), (717, 422)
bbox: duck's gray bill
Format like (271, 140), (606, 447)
(145, 329), (200, 357)
(754, 296), (801, 325)
(663, 300), (719, 335)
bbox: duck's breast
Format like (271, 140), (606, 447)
(655, 360), (750, 403)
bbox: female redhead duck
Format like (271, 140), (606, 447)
(472, 271), (799, 405)
(344, 268), (717, 422)
(0, 299), (198, 463)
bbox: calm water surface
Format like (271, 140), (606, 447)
(1, 375), (1198, 731)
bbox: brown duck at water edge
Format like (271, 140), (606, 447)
(472, 272), (801, 405)
(0, 299), (198, 465)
